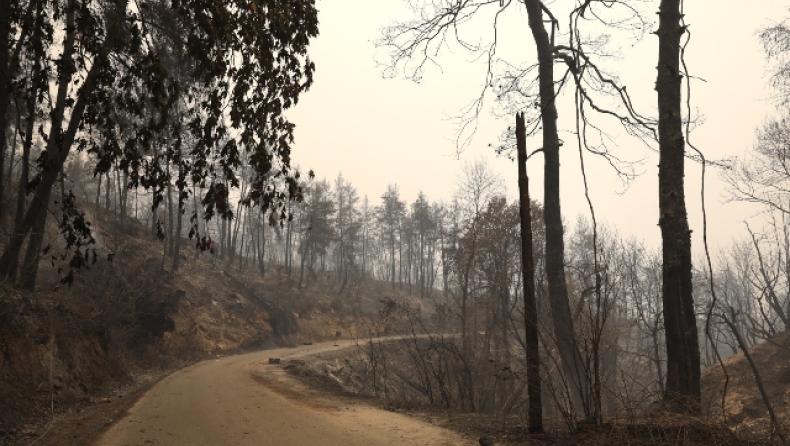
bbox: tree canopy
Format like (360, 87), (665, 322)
(0, 0), (319, 286)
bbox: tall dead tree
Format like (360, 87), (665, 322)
(0, 0), (11, 218)
(516, 112), (542, 433)
(523, 0), (588, 417)
(656, 0), (701, 413)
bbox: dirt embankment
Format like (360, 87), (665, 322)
(0, 213), (393, 445)
(703, 329), (790, 442)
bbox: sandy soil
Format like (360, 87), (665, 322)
(95, 340), (476, 446)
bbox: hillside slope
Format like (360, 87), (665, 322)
(0, 210), (398, 444)
(702, 329), (790, 441)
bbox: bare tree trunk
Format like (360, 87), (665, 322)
(259, 213), (267, 277)
(104, 172), (111, 210)
(391, 222), (396, 291)
(237, 206), (246, 272)
(6, 121), (16, 206)
(166, 171), (174, 256)
(192, 185), (201, 260)
(285, 210), (292, 276)
(115, 167), (126, 221)
(0, 0), (11, 219)
(11, 54), (40, 279)
(524, 0), (587, 418)
(516, 112), (543, 433)
(298, 234), (309, 289)
(19, 194), (49, 288)
(219, 216), (226, 259)
(96, 173), (102, 206)
(0, 4), (100, 285)
(2, 0), (45, 214)
(419, 232), (425, 297)
(656, 0), (701, 413)
(172, 182), (183, 271)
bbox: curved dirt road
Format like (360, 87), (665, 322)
(97, 339), (475, 446)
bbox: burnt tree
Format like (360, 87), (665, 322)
(656, 0), (701, 413)
(523, 0), (588, 416)
(516, 112), (542, 433)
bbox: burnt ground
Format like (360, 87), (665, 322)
(0, 209), (430, 445)
(703, 329), (790, 444)
(6, 370), (167, 446)
(8, 334), (770, 446)
(283, 341), (763, 446)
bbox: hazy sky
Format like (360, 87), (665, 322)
(287, 0), (789, 254)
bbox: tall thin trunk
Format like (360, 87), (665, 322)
(104, 172), (111, 210)
(96, 173), (102, 206)
(19, 194), (48, 288)
(441, 227), (448, 297)
(524, 0), (588, 418)
(229, 202), (241, 263)
(115, 168), (127, 221)
(391, 220), (396, 290)
(170, 136), (186, 271)
(419, 231), (425, 297)
(0, 2), (100, 285)
(3, 0), (45, 220)
(7, 120), (17, 204)
(14, 56), (41, 236)
(656, 0), (700, 413)
(258, 215), (267, 276)
(172, 180), (183, 272)
(398, 222), (403, 289)
(166, 168), (174, 256)
(219, 216), (226, 259)
(0, 0), (12, 219)
(193, 185), (202, 260)
(516, 112), (543, 433)
(149, 148), (158, 235)
(285, 214), (292, 276)
(263, 214), (269, 273)
(237, 206), (246, 272)
(298, 235), (308, 289)
(407, 229), (412, 292)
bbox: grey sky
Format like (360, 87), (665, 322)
(288, 0), (788, 253)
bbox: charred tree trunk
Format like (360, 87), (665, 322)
(516, 112), (543, 433)
(258, 214), (267, 276)
(172, 181), (183, 272)
(236, 206), (246, 272)
(524, 0), (588, 418)
(656, 0), (701, 413)
(19, 192), (49, 289)
(166, 167), (174, 256)
(219, 216), (227, 259)
(285, 215), (293, 279)
(0, 4), (101, 286)
(391, 221), (396, 291)
(96, 173), (102, 206)
(10, 57), (41, 278)
(0, 0), (12, 219)
(299, 232), (309, 289)
(104, 172), (111, 210)
(116, 168), (127, 222)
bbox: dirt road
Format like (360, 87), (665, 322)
(96, 339), (475, 446)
